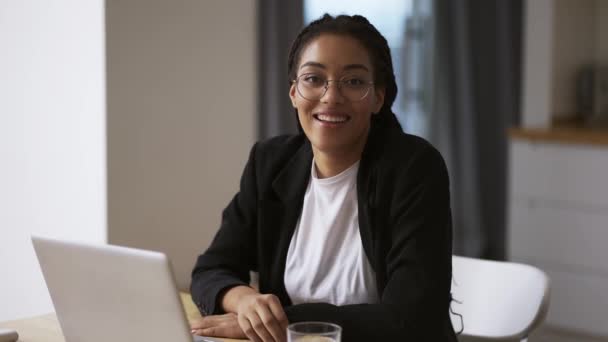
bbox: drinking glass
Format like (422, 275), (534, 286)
(287, 321), (342, 342)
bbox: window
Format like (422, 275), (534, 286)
(304, 0), (433, 137)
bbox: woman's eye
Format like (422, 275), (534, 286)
(302, 75), (325, 86)
(343, 78), (365, 87)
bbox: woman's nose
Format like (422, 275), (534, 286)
(320, 81), (345, 103)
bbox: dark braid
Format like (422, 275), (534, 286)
(287, 14), (398, 120)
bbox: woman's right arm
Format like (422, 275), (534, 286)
(190, 142), (260, 315)
(190, 142), (288, 342)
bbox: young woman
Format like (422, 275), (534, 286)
(190, 14), (457, 342)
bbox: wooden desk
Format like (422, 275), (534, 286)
(0, 293), (245, 342)
(509, 122), (608, 146)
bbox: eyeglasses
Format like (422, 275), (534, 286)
(292, 73), (374, 102)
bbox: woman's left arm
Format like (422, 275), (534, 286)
(285, 146), (455, 342)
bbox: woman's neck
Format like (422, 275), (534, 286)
(310, 122), (372, 178)
(312, 145), (365, 179)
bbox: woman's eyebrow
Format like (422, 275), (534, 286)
(299, 62), (370, 72)
(299, 61), (325, 70)
(343, 64), (370, 72)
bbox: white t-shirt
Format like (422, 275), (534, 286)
(284, 160), (379, 306)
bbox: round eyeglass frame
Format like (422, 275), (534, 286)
(292, 74), (375, 102)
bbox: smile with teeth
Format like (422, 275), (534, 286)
(314, 114), (350, 123)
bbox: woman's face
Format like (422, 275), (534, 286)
(290, 34), (385, 157)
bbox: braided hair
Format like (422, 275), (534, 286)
(287, 14), (399, 127)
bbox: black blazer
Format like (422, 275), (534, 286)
(191, 115), (457, 341)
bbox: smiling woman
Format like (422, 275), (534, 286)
(190, 14), (457, 342)
(289, 34), (384, 178)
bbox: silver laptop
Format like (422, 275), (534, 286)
(31, 236), (220, 342)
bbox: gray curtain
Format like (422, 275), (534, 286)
(429, 0), (522, 259)
(257, 0), (304, 139)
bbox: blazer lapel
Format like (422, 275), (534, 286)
(258, 142), (312, 305)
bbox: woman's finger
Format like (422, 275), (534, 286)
(199, 327), (218, 336)
(239, 313), (263, 342)
(191, 314), (246, 339)
(266, 295), (289, 331)
(257, 304), (286, 342)
(190, 317), (208, 329)
(192, 328), (205, 336)
(190, 315), (226, 329)
(247, 312), (276, 342)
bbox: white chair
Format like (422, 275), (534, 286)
(450, 255), (550, 342)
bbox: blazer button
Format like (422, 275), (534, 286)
(198, 302), (209, 315)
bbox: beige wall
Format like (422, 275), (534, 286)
(521, 0), (554, 127)
(106, 0), (257, 290)
(596, 0), (608, 62)
(521, 0), (607, 126)
(551, 0), (596, 118)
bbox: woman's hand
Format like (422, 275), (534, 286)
(235, 293), (289, 342)
(220, 285), (289, 342)
(190, 313), (247, 339)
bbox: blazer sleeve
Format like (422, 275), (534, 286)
(190, 143), (259, 315)
(284, 145), (455, 342)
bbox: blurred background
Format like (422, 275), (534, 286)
(1, 0), (607, 341)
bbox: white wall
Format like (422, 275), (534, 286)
(0, 0), (107, 321)
(0, 0), (256, 320)
(106, 0), (257, 290)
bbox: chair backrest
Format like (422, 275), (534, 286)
(450, 256), (550, 341)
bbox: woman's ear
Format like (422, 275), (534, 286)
(373, 87), (385, 114)
(289, 83), (298, 108)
